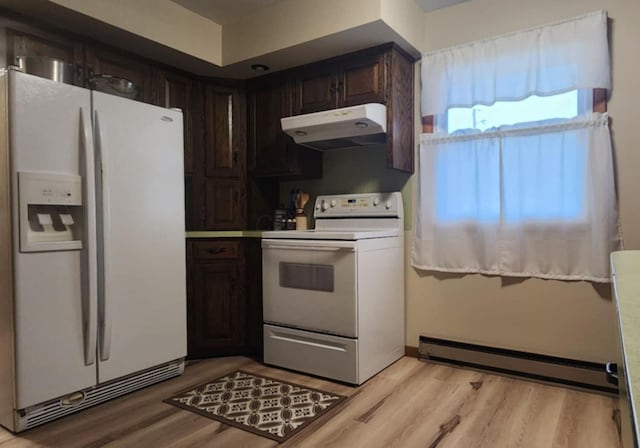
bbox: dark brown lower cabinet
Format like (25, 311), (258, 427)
(187, 239), (262, 359)
(205, 179), (246, 230)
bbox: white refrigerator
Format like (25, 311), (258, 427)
(0, 69), (187, 432)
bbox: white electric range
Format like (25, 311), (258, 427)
(261, 192), (405, 385)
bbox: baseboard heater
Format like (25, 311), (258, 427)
(419, 336), (618, 395)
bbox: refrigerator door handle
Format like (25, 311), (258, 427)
(94, 110), (112, 362)
(80, 106), (98, 366)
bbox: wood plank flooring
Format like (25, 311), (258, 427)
(0, 357), (621, 448)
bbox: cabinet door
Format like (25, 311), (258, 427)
(85, 45), (156, 104)
(249, 80), (293, 175)
(293, 68), (336, 114)
(159, 71), (194, 174)
(189, 256), (245, 358)
(204, 84), (246, 178)
(205, 179), (246, 230)
(339, 52), (387, 107)
(6, 29), (83, 86)
(248, 78), (323, 179)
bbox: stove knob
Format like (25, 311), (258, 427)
(321, 200), (329, 211)
(373, 198), (380, 206)
(385, 200), (392, 210)
(330, 199), (337, 208)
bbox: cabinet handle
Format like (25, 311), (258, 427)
(75, 63), (83, 80)
(200, 205), (207, 227)
(605, 362), (619, 386)
(233, 191), (238, 203)
(206, 247), (226, 255)
(232, 151), (238, 166)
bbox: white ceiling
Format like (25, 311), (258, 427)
(170, 0), (283, 25)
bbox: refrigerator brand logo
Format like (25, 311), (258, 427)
(161, 116), (174, 122)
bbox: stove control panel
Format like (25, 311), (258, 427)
(313, 192), (402, 218)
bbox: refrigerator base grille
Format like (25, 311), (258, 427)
(14, 358), (185, 432)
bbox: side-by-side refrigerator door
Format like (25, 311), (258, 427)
(9, 71), (99, 409)
(93, 91), (186, 383)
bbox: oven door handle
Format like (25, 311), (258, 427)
(263, 245), (353, 252)
(262, 240), (356, 251)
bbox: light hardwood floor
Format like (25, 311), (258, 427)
(0, 357), (622, 448)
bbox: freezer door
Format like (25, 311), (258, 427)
(9, 71), (98, 408)
(93, 92), (186, 383)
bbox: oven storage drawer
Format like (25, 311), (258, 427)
(263, 324), (358, 384)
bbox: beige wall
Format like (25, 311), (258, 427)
(408, 0), (640, 362)
(48, 0), (222, 65)
(380, 0), (424, 53)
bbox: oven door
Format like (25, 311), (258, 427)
(262, 238), (357, 337)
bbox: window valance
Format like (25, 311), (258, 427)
(420, 10), (610, 117)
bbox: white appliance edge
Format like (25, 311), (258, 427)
(0, 70), (187, 432)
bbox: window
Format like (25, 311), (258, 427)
(436, 90), (588, 224)
(446, 90), (581, 133)
(413, 11), (621, 282)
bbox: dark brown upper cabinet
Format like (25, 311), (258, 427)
(5, 28), (84, 86)
(84, 45), (157, 104)
(295, 68), (336, 115)
(294, 50), (388, 114)
(292, 44), (415, 173)
(339, 52), (387, 107)
(250, 44), (414, 175)
(204, 84), (246, 179)
(248, 76), (322, 179)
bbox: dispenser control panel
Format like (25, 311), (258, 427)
(20, 172), (81, 205)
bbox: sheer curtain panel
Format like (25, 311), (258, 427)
(413, 10), (622, 282)
(413, 115), (621, 282)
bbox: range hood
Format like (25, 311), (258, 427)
(281, 103), (387, 151)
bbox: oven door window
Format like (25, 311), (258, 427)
(279, 262), (334, 292)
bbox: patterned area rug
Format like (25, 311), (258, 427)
(164, 370), (347, 442)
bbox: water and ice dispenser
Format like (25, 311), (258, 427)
(18, 172), (83, 252)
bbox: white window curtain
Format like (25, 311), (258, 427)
(420, 10), (611, 116)
(413, 10), (622, 282)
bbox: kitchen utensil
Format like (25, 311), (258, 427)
(15, 56), (75, 85)
(300, 192), (310, 209)
(89, 74), (139, 100)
